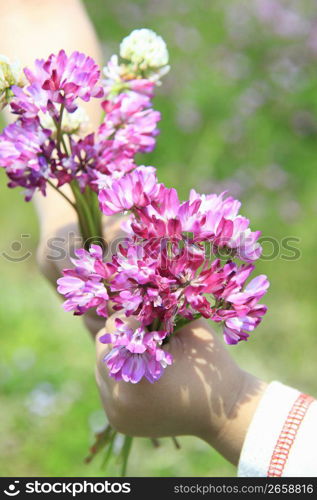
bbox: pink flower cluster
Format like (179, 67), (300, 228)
(0, 50), (161, 199)
(57, 91), (160, 192)
(100, 319), (172, 384)
(0, 40), (270, 386)
(58, 167), (269, 383)
(12, 50), (103, 117)
(57, 245), (113, 318)
(0, 120), (53, 200)
(99, 168), (262, 262)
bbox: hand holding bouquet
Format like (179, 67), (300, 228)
(0, 29), (269, 473)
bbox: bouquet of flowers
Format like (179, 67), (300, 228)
(0, 29), (269, 475)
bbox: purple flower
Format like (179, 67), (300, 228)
(99, 319), (172, 383)
(225, 274), (269, 307)
(57, 178), (269, 369)
(191, 191), (262, 261)
(99, 166), (161, 215)
(108, 243), (164, 325)
(0, 119), (52, 200)
(50, 90), (161, 192)
(100, 92), (161, 154)
(129, 186), (181, 239)
(57, 275), (109, 317)
(57, 245), (113, 317)
(213, 268), (269, 344)
(58, 233), (269, 376)
(223, 304), (268, 345)
(22, 50), (103, 113)
(50, 130), (138, 192)
(92, 136), (136, 178)
(109, 241), (224, 326)
(128, 186), (262, 262)
(69, 244), (107, 277)
(4, 51), (162, 196)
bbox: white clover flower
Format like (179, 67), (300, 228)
(102, 30), (170, 97)
(39, 106), (90, 137)
(120, 29), (169, 70)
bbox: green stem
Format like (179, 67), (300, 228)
(70, 181), (103, 248)
(86, 186), (103, 236)
(172, 436), (181, 449)
(77, 208), (91, 246)
(73, 184), (95, 234)
(120, 436), (133, 477)
(101, 430), (117, 469)
(61, 133), (69, 156)
(56, 103), (65, 148)
(149, 317), (161, 332)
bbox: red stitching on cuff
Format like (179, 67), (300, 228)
(267, 393), (314, 477)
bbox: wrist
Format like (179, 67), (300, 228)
(199, 369), (267, 465)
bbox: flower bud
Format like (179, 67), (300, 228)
(0, 55), (25, 109)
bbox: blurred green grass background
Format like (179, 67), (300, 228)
(1, 0), (317, 476)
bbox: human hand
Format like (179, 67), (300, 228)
(95, 314), (267, 465)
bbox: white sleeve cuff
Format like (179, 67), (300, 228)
(237, 381), (317, 477)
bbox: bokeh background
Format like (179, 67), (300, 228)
(1, 0), (317, 477)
